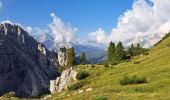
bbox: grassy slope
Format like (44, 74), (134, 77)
(1, 37), (170, 100)
(49, 36), (170, 100)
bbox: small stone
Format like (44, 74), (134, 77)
(86, 88), (93, 91)
(78, 90), (84, 93)
(67, 94), (71, 97)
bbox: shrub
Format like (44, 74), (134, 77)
(112, 62), (118, 65)
(120, 75), (147, 86)
(67, 81), (85, 90)
(93, 96), (107, 100)
(91, 64), (95, 68)
(76, 71), (89, 80)
(134, 87), (150, 93)
(58, 66), (67, 73)
(134, 61), (140, 64)
(104, 63), (109, 68)
(143, 52), (149, 55)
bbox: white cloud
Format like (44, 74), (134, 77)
(49, 13), (77, 43)
(90, 0), (170, 48)
(88, 28), (107, 44)
(4, 0), (170, 49)
(26, 26), (33, 33)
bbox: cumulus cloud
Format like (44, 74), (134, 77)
(49, 13), (77, 43)
(88, 28), (107, 44)
(89, 0), (170, 48)
(25, 26), (33, 33)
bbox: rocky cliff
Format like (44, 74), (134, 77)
(58, 47), (67, 66)
(0, 23), (60, 98)
(50, 67), (77, 93)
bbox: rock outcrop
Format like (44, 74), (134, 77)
(50, 67), (77, 93)
(58, 47), (67, 66)
(0, 23), (60, 98)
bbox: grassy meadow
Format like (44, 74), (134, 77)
(1, 36), (170, 100)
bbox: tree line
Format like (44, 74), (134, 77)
(65, 41), (147, 66)
(107, 41), (148, 64)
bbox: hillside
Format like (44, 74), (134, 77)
(1, 35), (170, 99)
(43, 35), (170, 100)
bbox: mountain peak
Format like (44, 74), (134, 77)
(0, 22), (60, 98)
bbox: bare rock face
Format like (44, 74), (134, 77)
(0, 23), (60, 98)
(58, 47), (67, 66)
(50, 67), (77, 93)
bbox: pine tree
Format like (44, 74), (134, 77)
(107, 41), (115, 62)
(80, 52), (86, 64)
(66, 47), (75, 66)
(128, 44), (135, 56)
(133, 42), (142, 56)
(114, 42), (126, 61)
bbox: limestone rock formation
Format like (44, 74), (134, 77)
(0, 23), (60, 98)
(50, 67), (77, 93)
(58, 47), (67, 66)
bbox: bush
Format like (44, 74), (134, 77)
(143, 52), (149, 55)
(134, 61), (140, 64)
(67, 81), (85, 90)
(76, 71), (89, 80)
(93, 96), (107, 100)
(58, 66), (67, 73)
(104, 63), (109, 68)
(91, 64), (95, 68)
(120, 75), (147, 86)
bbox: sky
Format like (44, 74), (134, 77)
(0, 0), (133, 37)
(0, 0), (170, 48)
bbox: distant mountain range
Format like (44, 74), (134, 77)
(32, 32), (165, 64)
(33, 33), (107, 63)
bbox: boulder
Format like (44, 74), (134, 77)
(50, 67), (77, 93)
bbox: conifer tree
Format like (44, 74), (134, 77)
(107, 41), (115, 62)
(66, 47), (75, 66)
(80, 52), (86, 64)
(128, 44), (135, 56)
(114, 42), (126, 61)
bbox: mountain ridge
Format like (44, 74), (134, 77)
(0, 23), (60, 98)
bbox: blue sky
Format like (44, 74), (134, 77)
(0, 0), (133, 38)
(1, 0), (168, 48)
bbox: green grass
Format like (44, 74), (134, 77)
(2, 36), (170, 100)
(67, 81), (86, 91)
(120, 75), (147, 86)
(46, 35), (170, 100)
(93, 96), (107, 100)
